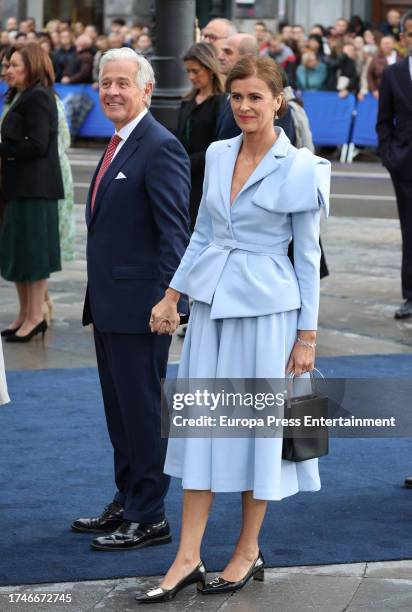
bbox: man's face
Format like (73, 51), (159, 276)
(292, 26), (305, 41)
(218, 38), (240, 75)
(100, 60), (152, 130)
(380, 36), (394, 55)
(335, 19), (348, 35)
(254, 24), (266, 43)
(269, 37), (282, 55)
(201, 20), (229, 54)
(6, 17), (18, 31)
(281, 25), (292, 40)
(343, 44), (356, 60)
(60, 31), (72, 48)
(401, 19), (412, 55)
(388, 10), (401, 27)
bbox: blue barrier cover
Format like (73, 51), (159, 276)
(351, 93), (378, 147)
(302, 91), (356, 146)
(0, 82), (379, 149)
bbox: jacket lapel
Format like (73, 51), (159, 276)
(218, 128), (290, 209)
(88, 113), (153, 226)
(218, 134), (242, 210)
(398, 58), (412, 108)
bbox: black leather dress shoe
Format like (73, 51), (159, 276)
(135, 561), (207, 603)
(395, 300), (412, 319)
(71, 501), (124, 533)
(405, 477), (412, 489)
(91, 518), (171, 551)
(200, 551), (265, 594)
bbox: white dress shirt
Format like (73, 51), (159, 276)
(409, 56), (412, 81)
(111, 108), (148, 160)
(387, 50), (398, 65)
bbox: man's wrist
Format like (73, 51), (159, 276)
(165, 288), (180, 304)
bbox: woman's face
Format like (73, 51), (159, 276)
(6, 52), (27, 90)
(1, 58), (10, 82)
(308, 38), (320, 52)
(230, 75), (281, 135)
(363, 30), (375, 45)
(305, 53), (318, 69)
(185, 59), (212, 91)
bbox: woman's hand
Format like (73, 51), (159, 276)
(149, 288), (181, 335)
(286, 332), (316, 377)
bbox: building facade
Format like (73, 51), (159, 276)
(0, 0), (409, 32)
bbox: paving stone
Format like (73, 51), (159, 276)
(219, 573), (361, 612)
(347, 577), (412, 611)
(365, 560), (412, 580)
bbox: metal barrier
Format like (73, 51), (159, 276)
(0, 83), (381, 162)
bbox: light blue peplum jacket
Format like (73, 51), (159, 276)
(169, 127), (331, 330)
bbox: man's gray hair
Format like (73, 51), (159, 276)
(99, 48), (155, 107)
(401, 9), (412, 33)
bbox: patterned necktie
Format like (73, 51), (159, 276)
(91, 134), (122, 211)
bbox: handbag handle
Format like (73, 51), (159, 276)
(285, 367), (325, 409)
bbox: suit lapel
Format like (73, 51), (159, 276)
(399, 58), (412, 108)
(218, 129), (289, 209)
(88, 113), (153, 226)
(218, 135), (242, 211)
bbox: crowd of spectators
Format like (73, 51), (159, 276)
(0, 8), (409, 102)
(0, 16), (153, 90)
(255, 8), (409, 100)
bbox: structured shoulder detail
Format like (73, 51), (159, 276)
(252, 147), (331, 216)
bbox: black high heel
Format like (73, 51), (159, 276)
(200, 551), (265, 594)
(1, 325), (22, 338)
(5, 320), (48, 343)
(135, 561), (207, 604)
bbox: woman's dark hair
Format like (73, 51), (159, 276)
(348, 15), (365, 35)
(225, 56), (288, 118)
(311, 23), (327, 37)
(1, 46), (16, 104)
(308, 33), (325, 56)
(183, 42), (224, 98)
(10, 42), (55, 89)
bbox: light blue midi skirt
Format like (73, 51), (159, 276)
(164, 301), (321, 500)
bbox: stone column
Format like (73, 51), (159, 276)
(150, 0), (196, 132)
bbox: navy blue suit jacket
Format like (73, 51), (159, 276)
(83, 112), (191, 333)
(377, 58), (412, 180)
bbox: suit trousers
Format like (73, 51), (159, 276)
(390, 174), (412, 300)
(93, 327), (171, 523)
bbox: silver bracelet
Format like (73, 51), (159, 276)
(296, 337), (316, 349)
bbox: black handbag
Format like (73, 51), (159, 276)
(282, 371), (329, 462)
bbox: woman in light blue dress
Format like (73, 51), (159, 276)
(137, 56), (331, 604)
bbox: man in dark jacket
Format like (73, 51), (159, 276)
(61, 34), (93, 84)
(53, 30), (77, 82)
(377, 10), (412, 319)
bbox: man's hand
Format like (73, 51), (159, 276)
(61, 76), (71, 84)
(149, 288), (181, 335)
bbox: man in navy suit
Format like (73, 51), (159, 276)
(71, 48), (191, 550)
(377, 10), (412, 320)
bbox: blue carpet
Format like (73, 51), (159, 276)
(1, 354), (412, 586)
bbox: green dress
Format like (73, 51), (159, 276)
(56, 96), (75, 262)
(0, 92), (61, 282)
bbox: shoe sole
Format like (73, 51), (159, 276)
(70, 523), (123, 534)
(90, 534), (172, 551)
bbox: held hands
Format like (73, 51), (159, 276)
(286, 333), (316, 377)
(149, 289), (181, 336)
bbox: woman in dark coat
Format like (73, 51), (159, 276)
(177, 43), (225, 230)
(0, 43), (64, 342)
